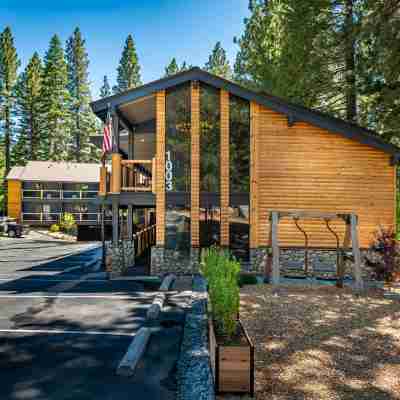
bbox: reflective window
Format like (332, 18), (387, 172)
(229, 205), (250, 261)
(200, 206), (220, 248)
(230, 95), (250, 193)
(200, 84), (220, 193)
(165, 205), (191, 254)
(165, 84), (191, 192)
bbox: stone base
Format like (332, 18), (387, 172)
(151, 246), (200, 276)
(105, 240), (135, 278)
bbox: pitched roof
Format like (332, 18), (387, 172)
(91, 67), (400, 162)
(6, 161), (100, 183)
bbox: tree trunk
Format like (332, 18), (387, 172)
(3, 104), (10, 215)
(344, 0), (357, 123)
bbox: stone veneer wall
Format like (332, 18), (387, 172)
(151, 246), (200, 276)
(250, 247), (375, 281)
(105, 240), (135, 278)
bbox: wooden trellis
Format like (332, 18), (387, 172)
(268, 211), (364, 291)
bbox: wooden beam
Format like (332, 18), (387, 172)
(112, 200), (119, 244)
(220, 89), (230, 246)
(271, 211), (280, 285)
(111, 153), (122, 194)
(350, 213), (363, 291)
(156, 90), (166, 246)
(250, 102), (259, 248)
(112, 111), (120, 152)
(115, 107), (135, 133)
(191, 81), (200, 247)
(99, 166), (108, 196)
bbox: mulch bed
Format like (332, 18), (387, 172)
(227, 284), (400, 400)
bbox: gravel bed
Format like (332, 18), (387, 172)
(234, 284), (400, 400)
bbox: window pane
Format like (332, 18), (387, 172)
(229, 205), (249, 261)
(165, 205), (191, 254)
(165, 84), (191, 192)
(200, 206), (220, 248)
(230, 95), (250, 193)
(200, 84), (220, 193)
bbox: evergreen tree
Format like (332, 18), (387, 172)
(12, 52), (43, 165)
(113, 34), (141, 94)
(204, 42), (232, 79)
(66, 28), (98, 162)
(0, 26), (20, 213)
(164, 58), (192, 77)
(40, 34), (71, 161)
(99, 75), (111, 98)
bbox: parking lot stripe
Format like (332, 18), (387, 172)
(0, 294), (155, 299)
(0, 278), (108, 282)
(0, 328), (135, 336)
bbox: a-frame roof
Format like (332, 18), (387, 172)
(90, 67), (400, 163)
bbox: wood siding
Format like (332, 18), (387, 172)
(191, 82), (200, 247)
(220, 89), (230, 246)
(8, 180), (22, 220)
(256, 106), (396, 248)
(156, 90), (166, 246)
(250, 102), (259, 248)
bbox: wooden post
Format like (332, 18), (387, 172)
(111, 153), (122, 194)
(99, 166), (107, 195)
(155, 90), (166, 246)
(220, 89), (230, 246)
(337, 217), (351, 288)
(112, 200), (119, 244)
(151, 157), (156, 194)
(191, 81), (200, 248)
(271, 211), (280, 285)
(350, 213), (363, 291)
(127, 205), (133, 240)
(112, 111), (120, 152)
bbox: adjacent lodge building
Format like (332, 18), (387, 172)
(8, 68), (400, 278)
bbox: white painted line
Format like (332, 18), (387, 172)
(0, 328), (134, 337)
(0, 294), (154, 300)
(0, 278), (108, 282)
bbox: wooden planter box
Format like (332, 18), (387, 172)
(209, 318), (254, 396)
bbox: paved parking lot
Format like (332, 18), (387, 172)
(0, 237), (183, 400)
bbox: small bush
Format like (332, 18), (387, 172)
(366, 226), (400, 281)
(201, 246), (240, 339)
(49, 224), (60, 233)
(60, 213), (77, 235)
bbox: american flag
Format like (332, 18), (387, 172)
(102, 110), (112, 154)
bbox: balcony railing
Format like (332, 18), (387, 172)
(99, 158), (155, 195)
(21, 212), (103, 224)
(22, 190), (98, 200)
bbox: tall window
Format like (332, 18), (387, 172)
(230, 95), (250, 260)
(165, 83), (191, 193)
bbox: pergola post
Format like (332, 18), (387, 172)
(350, 213), (364, 291)
(271, 211), (280, 285)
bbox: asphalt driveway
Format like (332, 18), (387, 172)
(0, 237), (183, 400)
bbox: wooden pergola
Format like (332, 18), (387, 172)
(268, 211), (364, 291)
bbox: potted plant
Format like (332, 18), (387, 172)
(201, 247), (254, 396)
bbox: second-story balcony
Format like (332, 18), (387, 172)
(100, 158), (155, 195)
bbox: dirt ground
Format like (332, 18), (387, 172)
(236, 284), (400, 400)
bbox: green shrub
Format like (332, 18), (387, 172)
(60, 213), (77, 235)
(49, 224), (60, 233)
(200, 246), (241, 339)
(238, 274), (258, 287)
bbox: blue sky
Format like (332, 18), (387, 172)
(0, 1), (249, 99)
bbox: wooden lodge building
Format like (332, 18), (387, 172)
(91, 67), (399, 278)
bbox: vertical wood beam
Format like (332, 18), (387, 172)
(127, 206), (133, 240)
(271, 211), (280, 285)
(156, 90), (166, 246)
(191, 81), (200, 247)
(112, 200), (119, 244)
(351, 213), (363, 291)
(250, 102), (259, 249)
(111, 153), (122, 193)
(99, 166), (107, 195)
(220, 89), (230, 246)
(112, 112), (120, 152)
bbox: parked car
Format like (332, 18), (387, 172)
(0, 217), (23, 238)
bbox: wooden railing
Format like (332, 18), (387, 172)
(99, 158), (155, 195)
(134, 224), (156, 257)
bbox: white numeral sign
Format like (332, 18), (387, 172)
(165, 151), (173, 191)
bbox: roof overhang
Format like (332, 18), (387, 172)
(91, 67), (400, 162)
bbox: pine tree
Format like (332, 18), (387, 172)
(40, 34), (71, 161)
(0, 26), (20, 213)
(99, 75), (111, 98)
(113, 34), (141, 94)
(204, 42), (232, 79)
(66, 27), (98, 162)
(164, 58), (192, 77)
(12, 52), (43, 165)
